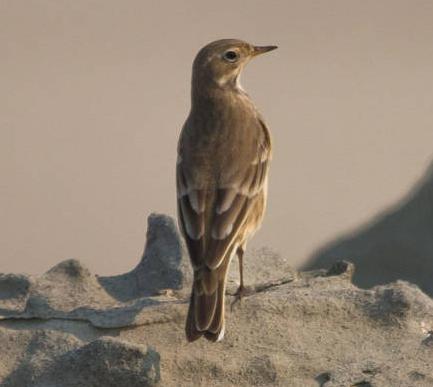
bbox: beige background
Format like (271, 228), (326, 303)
(1, 0), (433, 275)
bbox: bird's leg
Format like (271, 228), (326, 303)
(237, 246), (245, 298)
(231, 245), (247, 309)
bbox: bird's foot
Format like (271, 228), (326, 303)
(230, 285), (250, 311)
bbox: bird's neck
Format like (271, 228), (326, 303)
(191, 73), (247, 110)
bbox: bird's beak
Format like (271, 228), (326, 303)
(252, 45), (278, 56)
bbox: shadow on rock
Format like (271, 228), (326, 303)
(302, 160), (433, 296)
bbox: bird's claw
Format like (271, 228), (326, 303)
(230, 285), (249, 311)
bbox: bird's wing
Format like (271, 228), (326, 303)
(177, 119), (271, 274)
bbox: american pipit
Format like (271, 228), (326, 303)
(177, 39), (277, 342)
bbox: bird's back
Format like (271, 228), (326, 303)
(179, 91), (268, 189)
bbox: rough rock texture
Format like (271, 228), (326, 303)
(0, 331), (160, 387)
(98, 213), (193, 301)
(1, 213), (433, 386)
(0, 214), (187, 329)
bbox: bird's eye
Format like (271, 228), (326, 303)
(223, 50), (238, 62)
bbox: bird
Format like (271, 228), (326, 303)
(176, 39), (277, 342)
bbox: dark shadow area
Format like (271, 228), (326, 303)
(302, 160), (433, 296)
(0, 274), (30, 300)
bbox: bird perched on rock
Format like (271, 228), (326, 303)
(176, 39), (277, 342)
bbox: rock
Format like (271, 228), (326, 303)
(326, 260), (355, 279)
(227, 246), (297, 292)
(1, 213), (433, 386)
(0, 214), (190, 328)
(365, 280), (433, 326)
(133, 213), (192, 295)
(0, 274), (30, 300)
(46, 337), (160, 387)
(0, 274), (31, 311)
(242, 355), (278, 386)
(98, 213), (192, 301)
(0, 329), (82, 385)
(0, 214), (293, 329)
(0, 331), (160, 387)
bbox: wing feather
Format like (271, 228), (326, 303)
(177, 118), (271, 273)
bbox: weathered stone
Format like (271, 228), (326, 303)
(0, 214), (190, 328)
(1, 213), (433, 386)
(1, 331), (160, 387)
(98, 213), (192, 301)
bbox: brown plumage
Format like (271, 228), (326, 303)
(176, 39), (277, 342)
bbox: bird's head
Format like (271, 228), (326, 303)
(191, 39), (277, 91)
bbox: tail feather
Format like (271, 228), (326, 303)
(185, 260), (230, 342)
(194, 283), (218, 331)
(206, 275), (226, 333)
(203, 277), (226, 342)
(185, 292), (203, 342)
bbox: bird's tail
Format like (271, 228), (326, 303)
(185, 260), (230, 342)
